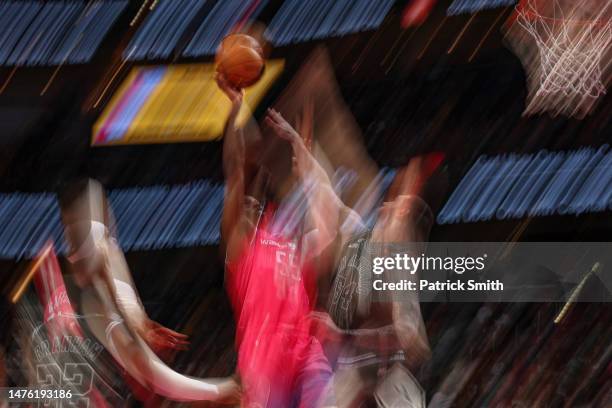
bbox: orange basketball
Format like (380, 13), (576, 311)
(216, 34), (264, 89)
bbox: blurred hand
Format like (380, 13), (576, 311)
(309, 311), (343, 344)
(216, 72), (244, 113)
(264, 108), (301, 143)
(265, 108), (314, 176)
(139, 319), (190, 353)
(215, 377), (242, 405)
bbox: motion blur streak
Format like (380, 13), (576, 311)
(0, 1), (127, 66)
(0, 181), (224, 259)
(265, 0), (395, 46)
(438, 145), (612, 223)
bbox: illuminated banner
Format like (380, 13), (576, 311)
(93, 60), (284, 146)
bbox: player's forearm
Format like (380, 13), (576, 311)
(222, 117), (246, 179)
(341, 325), (404, 350)
(111, 282), (149, 336)
(340, 305), (428, 353)
(221, 110), (248, 245)
(293, 140), (341, 242)
(108, 325), (235, 401)
(291, 138), (329, 184)
(98, 240), (150, 332)
(313, 186), (340, 239)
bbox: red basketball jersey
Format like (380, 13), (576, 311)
(226, 205), (316, 406)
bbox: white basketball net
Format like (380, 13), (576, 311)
(515, 0), (611, 117)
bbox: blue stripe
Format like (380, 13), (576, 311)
(266, 0), (394, 45)
(437, 146), (612, 224)
(447, 0), (517, 16)
(0, 1), (127, 66)
(124, 0), (208, 61)
(0, 181), (225, 260)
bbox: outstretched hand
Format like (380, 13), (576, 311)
(265, 108), (313, 176)
(140, 319), (190, 353)
(216, 72), (244, 112)
(308, 311), (343, 344)
(264, 108), (301, 144)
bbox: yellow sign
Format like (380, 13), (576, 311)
(93, 60), (284, 145)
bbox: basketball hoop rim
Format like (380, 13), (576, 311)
(515, 6), (610, 28)
(513, 2), (611, 28)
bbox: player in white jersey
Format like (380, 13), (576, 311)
(312, 154), (445, 407)
(59, 179), (240, 404)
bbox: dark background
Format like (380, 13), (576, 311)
(1, 1), (610, 406)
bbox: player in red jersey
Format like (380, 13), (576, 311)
(218, 72), (339, 407)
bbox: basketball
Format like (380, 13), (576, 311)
(215, 34), (265, 89)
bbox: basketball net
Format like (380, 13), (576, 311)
(507, 0), (611, 118)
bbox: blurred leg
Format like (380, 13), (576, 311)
(295, 338), (334, 408)
(332, 364), (378, 408)
(374, 363), (426, 408)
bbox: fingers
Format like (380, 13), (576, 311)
(264, 113), (291, 141)
(263, 115), (280, 134)
(266, 108), (288, 126)
(215, 72), (231, 93)
(156, 332), (190, 347)
(157, 340), (189, 351)
(150, 321), (190, 339)
(147, 324), (191, 351)
(155, 325), (189, 339)
(263, 114), (277, 128)
(266, 108), (294, 130)
(265, 108), (303, 144)
(215, 72), (243, 104)
(214, 71), (224, 86)
(150, 332), (190, 351)
(308, 311), (331, 325)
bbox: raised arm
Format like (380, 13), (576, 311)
(62, 182), (240, 403)
(218, 74), (267, 264)
(63, 180), (189, 353)
(218, 74), (247, 253)
(264, 108), (343, 257)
